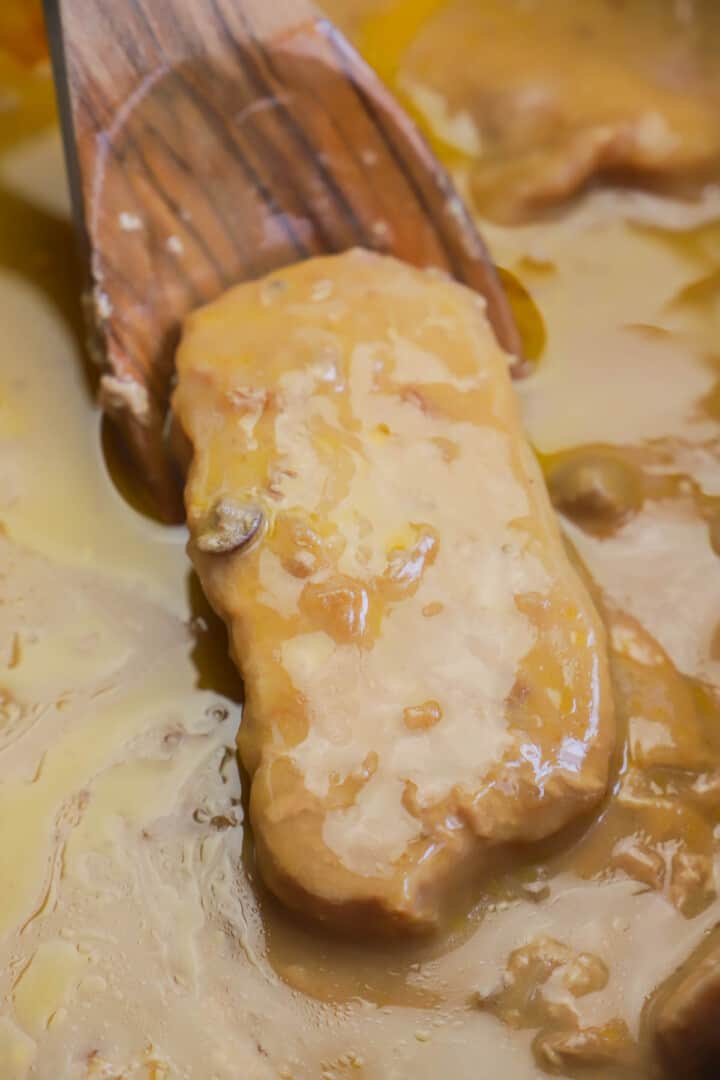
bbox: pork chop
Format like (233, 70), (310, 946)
(172, 250), (615, 933)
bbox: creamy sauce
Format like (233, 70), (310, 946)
(0, 2), (719, 1077)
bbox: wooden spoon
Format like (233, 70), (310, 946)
(44, 0), (522, 520)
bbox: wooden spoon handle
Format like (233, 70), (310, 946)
(46, 0), (521, 519)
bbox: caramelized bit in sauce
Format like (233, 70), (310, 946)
(546, 449), (645, 536)
(535, 1021), (638, 1074)
(193, 497), (264, 554)
(473, 936), (636, 1072)
(403, 700), (443, 731)
(173, 250), (615, 933)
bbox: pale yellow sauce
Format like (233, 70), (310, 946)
(0, 2), (719, 1077)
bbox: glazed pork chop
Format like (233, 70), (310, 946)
(340, 0), (720, 223)
(172, 250), (615, 933)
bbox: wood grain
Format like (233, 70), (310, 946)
(44, 0), (521, 520)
